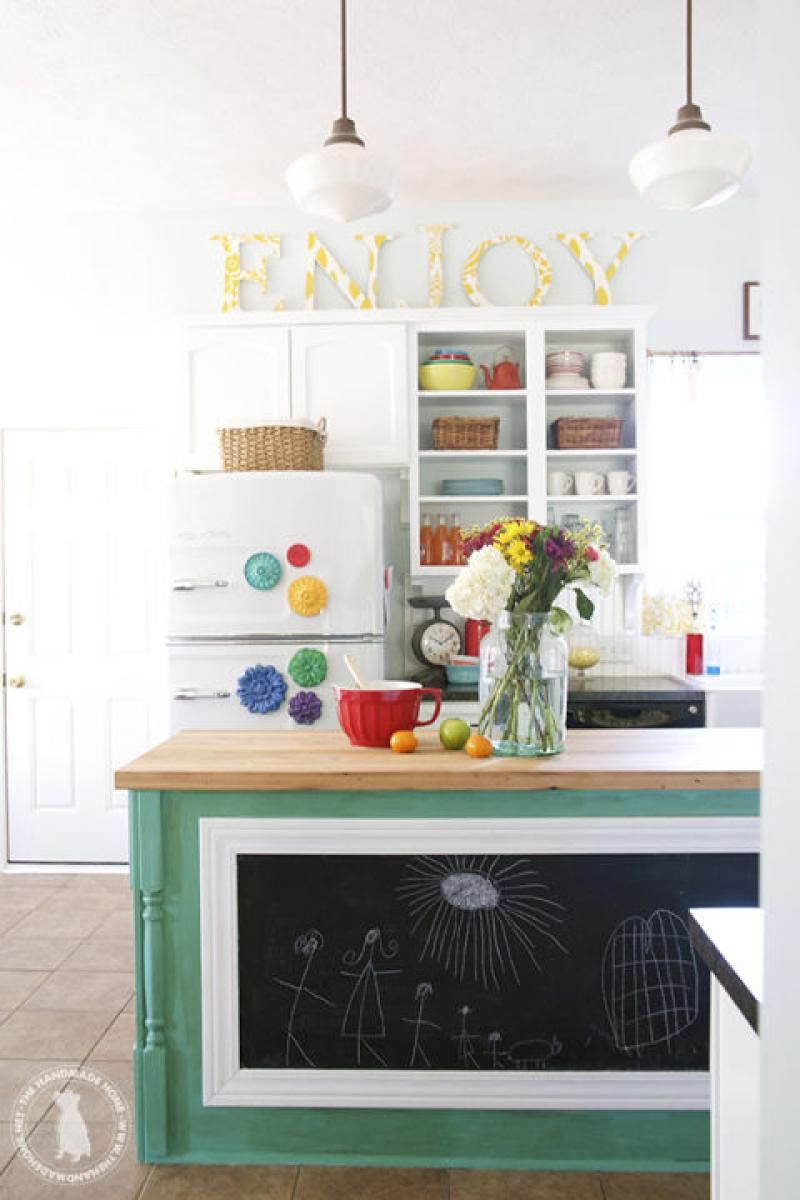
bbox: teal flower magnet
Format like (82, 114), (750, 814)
(244, 552), (281, 591)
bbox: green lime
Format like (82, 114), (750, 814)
(439, 718), (471, 751)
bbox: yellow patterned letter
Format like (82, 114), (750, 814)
(210, 233), (283, 313)
(462, 235), (552, 307)
(305, 233), (393, 309)
(418, 224), (453, 307)
(552, 232), (646, 305)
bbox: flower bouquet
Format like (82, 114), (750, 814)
(445, 518), (614, 756)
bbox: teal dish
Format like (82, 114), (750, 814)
(441, 478), (504, 496)
(445, 661), (480, 685)
(243, 552), (281, 591)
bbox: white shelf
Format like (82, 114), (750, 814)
(419, 450), (527, 459)
(547, 494), (637, 503)
(419, 494), (527, 503)
(616, 564), (642, 575)
(547, 448), (637, 458)
(418, 389), (526, 400)
(545, 388), (635, 398)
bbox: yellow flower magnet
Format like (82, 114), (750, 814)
(288, 575), (327, 617)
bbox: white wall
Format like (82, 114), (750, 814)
(759, 0), (800, 1194)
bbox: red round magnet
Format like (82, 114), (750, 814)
(287, 543), (311, 568)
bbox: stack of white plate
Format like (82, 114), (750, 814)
(591, 352), (627, 389)
(546, 350), (588, 390)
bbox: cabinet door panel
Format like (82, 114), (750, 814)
(182, 328), (290, 469)
(291, 326), (409, 467)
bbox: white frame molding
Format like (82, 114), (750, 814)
(199, 816), (758, 1110)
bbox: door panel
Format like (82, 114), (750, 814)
(182, 327), (291, 469)
(4, 430), (168, 863)
(291, 326), (409, 467)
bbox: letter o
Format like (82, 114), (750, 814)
(462, 235), (553, 307)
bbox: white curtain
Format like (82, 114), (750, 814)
(646, 354), (766, 633)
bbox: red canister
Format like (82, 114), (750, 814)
(464, 618), (492, 658)
(685, 633), (704, 675)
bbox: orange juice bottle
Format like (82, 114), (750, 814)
(440, 515), (456, 567)
(448, 512), (463, 564)
(431, 514), (448, 566)
(419, 515), (433, 566)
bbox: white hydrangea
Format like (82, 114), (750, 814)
(445, 545), (515, 622)
(588, 547), (615, 595)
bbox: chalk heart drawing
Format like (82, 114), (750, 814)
(397, 855), (567, 990)
(602, 908), (700, 1054)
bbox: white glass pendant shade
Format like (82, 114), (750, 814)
(629, 127), (752, 210)
(286, 141), (395, 222)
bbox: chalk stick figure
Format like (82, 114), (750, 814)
(341, 926), (401, 1067)
(402, 981), (440, 1068)
(274, 928), (333, 1067)
(452, 1004), (481, 1069)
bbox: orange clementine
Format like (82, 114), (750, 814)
(465, 733), (493, 758)
(390, 729), (418, 754)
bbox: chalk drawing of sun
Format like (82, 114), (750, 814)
(397, 855), (566, 990)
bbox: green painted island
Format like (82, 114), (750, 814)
(116, 727), (760, 1172)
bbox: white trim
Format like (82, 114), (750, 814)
(199, 816), (756, 1110)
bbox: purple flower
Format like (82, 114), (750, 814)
(543, 532), (575, 571)
(288, 690), (323, 725)
(236, 664), (287, 714)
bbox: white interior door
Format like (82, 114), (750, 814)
(3, 430), (168, 863)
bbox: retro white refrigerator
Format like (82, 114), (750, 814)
(168, 472), (385, 731)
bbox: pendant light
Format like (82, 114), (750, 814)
(286, 0), (394, 222)
(629, 0), (751, 210)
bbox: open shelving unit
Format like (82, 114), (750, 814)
(408, 309), (651, 580)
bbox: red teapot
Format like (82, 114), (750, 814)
(480, 345), (522, 390)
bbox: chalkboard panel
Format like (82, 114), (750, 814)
(237, 853), (757, 1072)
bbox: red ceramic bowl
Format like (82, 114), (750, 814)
(333, 682), (442, 748)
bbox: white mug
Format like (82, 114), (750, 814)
(607, 470), (636, 495)
(548, 471), (574, 495)
(575, 471), (605, 496)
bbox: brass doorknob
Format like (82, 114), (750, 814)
(8, 614), (25, 626)
(8, 675), (26, 688)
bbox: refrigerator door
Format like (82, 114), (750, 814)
(169, 640), (384, 732)
(168, 472), (384, 638)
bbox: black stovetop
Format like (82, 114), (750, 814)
(408, 670), (702, 705)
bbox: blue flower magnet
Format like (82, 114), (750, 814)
(236, 664), (287, 714)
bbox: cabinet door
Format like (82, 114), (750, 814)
(181, 327), (291, 469)
(291, 325), (409, 467)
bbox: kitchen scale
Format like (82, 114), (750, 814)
(408, 595), (462, 666)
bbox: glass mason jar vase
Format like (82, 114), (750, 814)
(478, 612), (568, 756)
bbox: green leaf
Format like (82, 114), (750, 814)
(575, 588), (595, 621)
(550, 606), (572, 634)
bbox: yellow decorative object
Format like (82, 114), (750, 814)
(288, 575), (328, 617)
(418, 224), (453, 307)
(462, 235), (552, 307)
(418, 362), (477, 390)
(304, 232), (392, 310)
(210, 233), (283, 313)
(553, 231), (646, 305)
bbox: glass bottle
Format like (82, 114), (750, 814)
(448, 512), (462, 565)
(479, 612), (568, 757)
(430, 514), (447, 567)
(419, 515), (433, 567)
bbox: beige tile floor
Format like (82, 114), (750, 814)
(0, 871), (710, 1199)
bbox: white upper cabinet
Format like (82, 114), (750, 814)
(182, 327), (291, 470)
(290, 325), (409, 468)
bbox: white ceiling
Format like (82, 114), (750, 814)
(0, 0), (758, 210)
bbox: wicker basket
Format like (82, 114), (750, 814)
(432, 416), (499, 451)
(551, 417), (623, 450)
(218, 419), (327, 471)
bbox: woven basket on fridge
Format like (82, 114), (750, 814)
(218, 418), (327, 471)
(551, 417), (623, 450)
(432, 416), (499, 450)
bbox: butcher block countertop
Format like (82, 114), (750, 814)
(115, 727), (761, 793)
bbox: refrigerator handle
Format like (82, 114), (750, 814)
(171, 579), (230, 591)
(173, 688), (232, 700)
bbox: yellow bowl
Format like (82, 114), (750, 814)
(419, 362), (477, 391)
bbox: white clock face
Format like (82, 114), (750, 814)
(420, 622), (461, 666)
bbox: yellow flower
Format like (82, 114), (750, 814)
(506, 538), (533, 570)
(496, 520), (534, 546)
